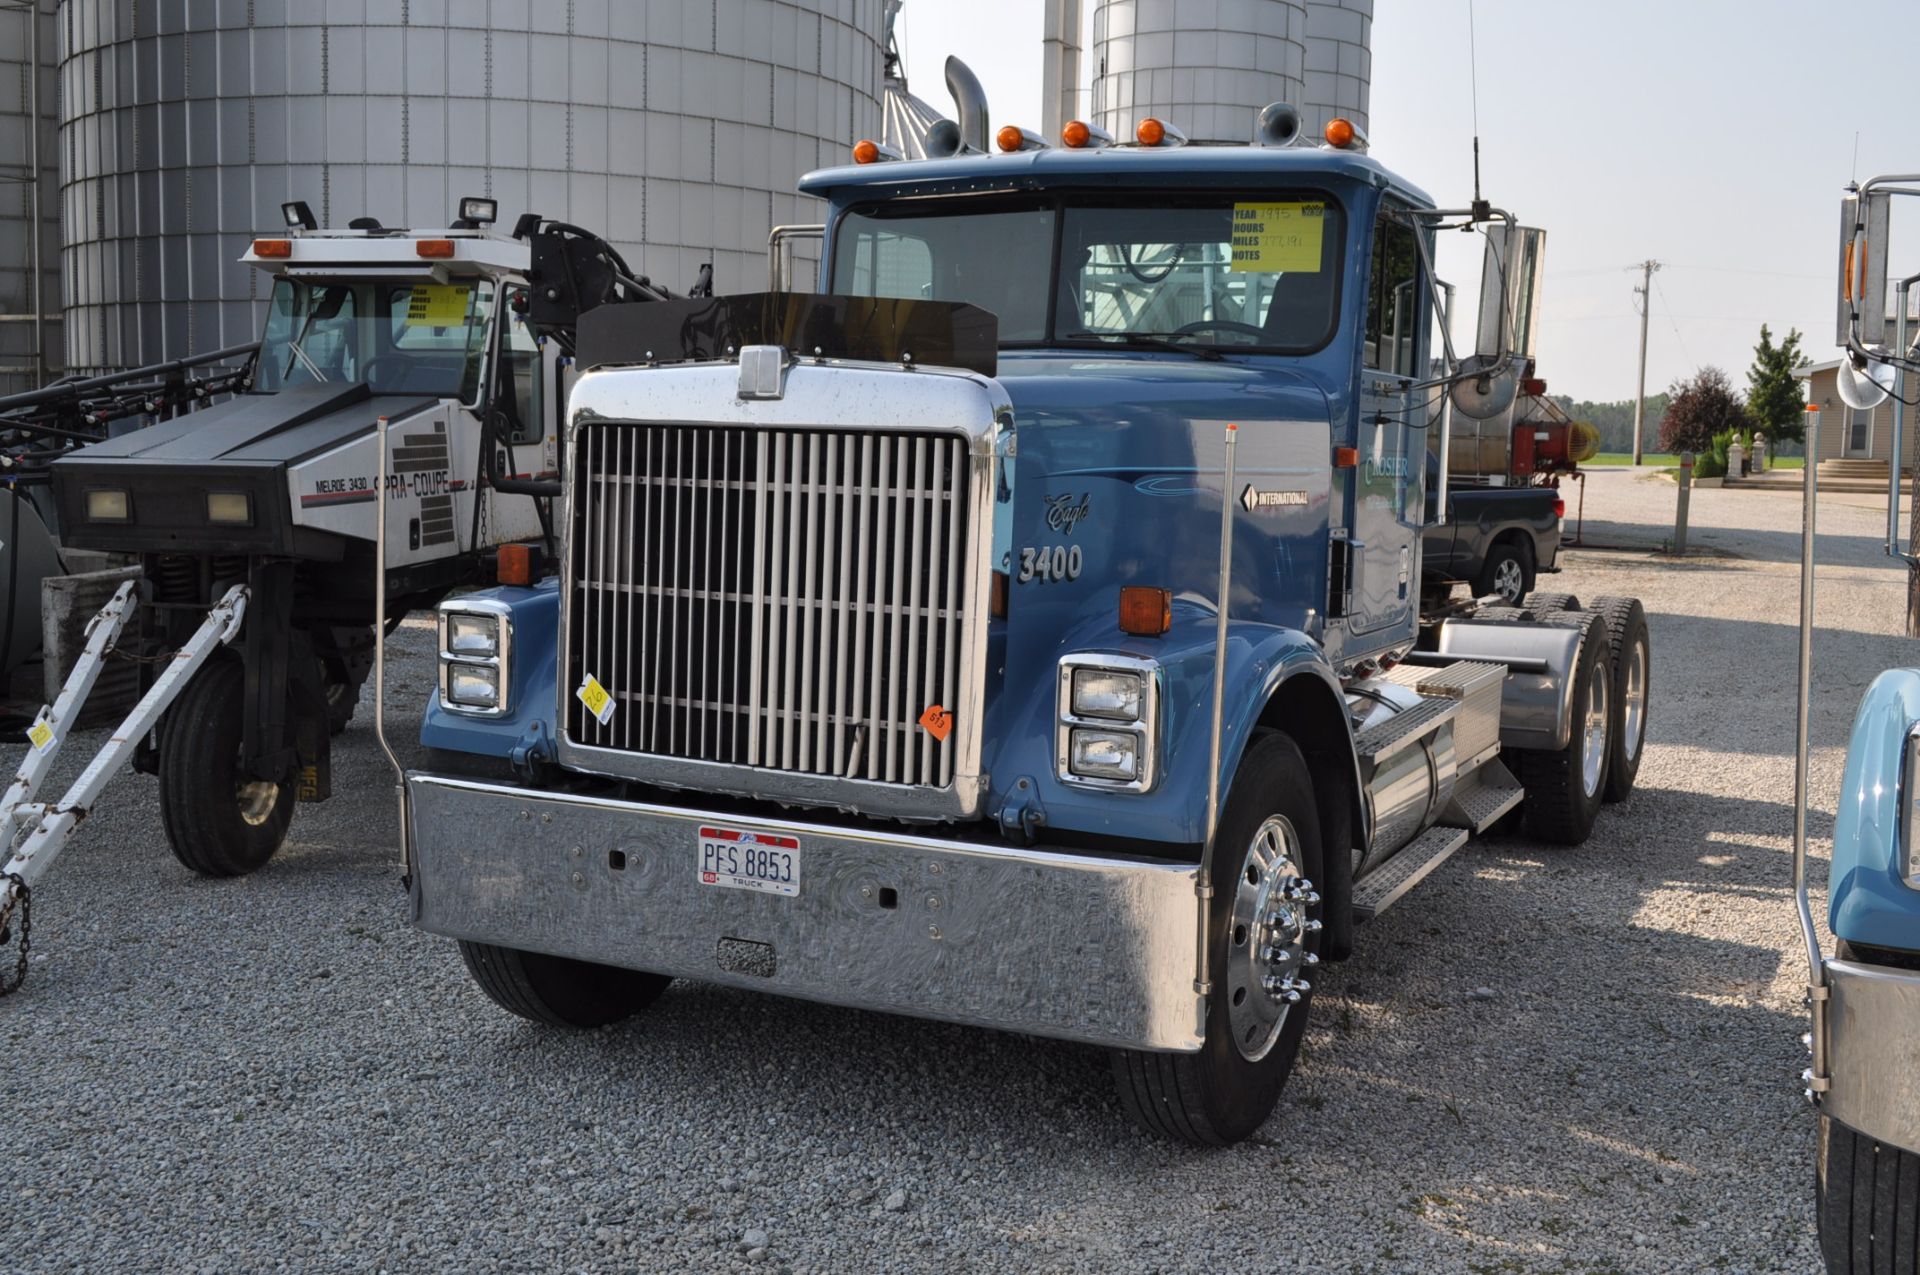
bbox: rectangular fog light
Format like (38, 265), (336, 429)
(206, 492), (252, 525)
(445, 613), (500, 657)
(1069, 728), (1139, 782)
(85, 489), (130, 522)
(446, 664), (501, 709)
(1071, 668), (1145, 722)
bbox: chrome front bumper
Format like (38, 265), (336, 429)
(1824, 956), (1920, 1154)
(406, 774), (1205, 1052)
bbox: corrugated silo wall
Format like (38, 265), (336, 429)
(1, 2), (60, 395)
(56, 0), (883, 377)
(1089, 0), (1369, 145)
(1300, 0), (1369, 139)
(1090, 0), (1306, 145)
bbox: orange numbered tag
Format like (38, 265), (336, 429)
(918, 704), (953, 742)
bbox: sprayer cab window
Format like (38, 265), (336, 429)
(256, 278), (495, 400)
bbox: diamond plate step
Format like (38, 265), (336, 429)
(1352, 696), (1456, 764)
(1439, 757), (1524, 833)
(1353, 824), (1470, 921)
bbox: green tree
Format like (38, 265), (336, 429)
(1658, 366), (1754, 454)
(1745, 324), (1806, 456)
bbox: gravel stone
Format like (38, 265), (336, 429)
(0, 470), (1847, 1271)
(742, 1227), (768, 1249)
(884, 1190), (908, 1212)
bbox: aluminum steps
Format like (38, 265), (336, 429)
(1352, 823), (1470, 921)
(1352, 696), (1456, 764)
(1438, 756), (1524, 833)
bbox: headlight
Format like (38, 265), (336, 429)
(437, 603), (512, 715)
(85, 488), (130, 522)
(1071, 668), (1145, 721)
(445, 612), (500, 657)
(446, 664), (501, 709)
(1069, 728), (1139, 781)
(206, 492), (252, 525)
(1057, 655), (1159, 791)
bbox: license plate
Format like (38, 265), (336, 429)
(697, 826), (800, 897)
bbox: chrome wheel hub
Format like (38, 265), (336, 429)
(1580, 653), (1611, 799)
(237, 778), (280, 827)
(1225, 815), (1320, 1062)
(1492, 558), (1524, 602)
(1622, 638), (1647, 763)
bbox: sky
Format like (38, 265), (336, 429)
(897, 0), (1920, 403)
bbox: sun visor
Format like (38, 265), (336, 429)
(575, 292), (998, 379)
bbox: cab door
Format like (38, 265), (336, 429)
(1348, 207), (1426, 638)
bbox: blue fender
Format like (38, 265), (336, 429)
(1833, 669), (1920, 953)
(983, 599), (1358, 849)
(419, 580), (560, 773)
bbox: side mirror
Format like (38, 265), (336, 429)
(1452, 224), (1546, 420)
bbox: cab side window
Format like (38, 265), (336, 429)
(1364, 213), (1421, 376)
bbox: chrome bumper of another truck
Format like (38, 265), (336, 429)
(406, 774), (1206, 1052)
(1824, 957), (1920, 1154)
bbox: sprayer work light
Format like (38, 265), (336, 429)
(458, 196), (499, 226)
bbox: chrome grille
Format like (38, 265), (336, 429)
(565, 423), (972, 789)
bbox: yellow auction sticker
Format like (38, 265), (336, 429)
(25, 720), (53, 751)
(576, 675), (615, 725)
(404, 284), (472, 328)
(1229, 202), (1326, 273)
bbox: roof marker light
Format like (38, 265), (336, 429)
(996, 124), (1047, 153)
(852, 139), (903, 164)
(416, 239), (456, 259)
(1323, 117), (1369, 151)
(1061, 120), (1114, 150)
(1135, 117), (1188, 147)
(252, 238), (292, 258)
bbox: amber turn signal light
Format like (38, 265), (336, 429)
(1136, 117), (1166, 146)
(1334, 446), (1359, 468)
(1118, 586), (1173, 637)
(497, 542), (542, 587)
(416, 238), (456, 259)
(252, 238), (292, 258)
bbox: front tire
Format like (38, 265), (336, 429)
(1112, 733), (1325, 1145)
(1512, 614), (1611, 845)
(1819, 1112), (1920, 1272)
(458, 941), (671, 1028)
(158, 657), (296, 877)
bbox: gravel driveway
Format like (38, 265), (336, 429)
(0, 466), (1891, 1273)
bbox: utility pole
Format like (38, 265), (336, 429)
(1631, 260), (1661, 466)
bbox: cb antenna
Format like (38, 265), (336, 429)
(1468, 0), (1489, 222)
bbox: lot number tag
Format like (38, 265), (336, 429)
(576, 674), (615, 725)
(25, 720), (53, 751)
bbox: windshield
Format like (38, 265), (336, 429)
(256, 278), (494, 397)
(829, 193), (1343, 354)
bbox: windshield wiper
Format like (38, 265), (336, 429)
(1058, 330), (1223, 362)
(283, 338), (328, 383)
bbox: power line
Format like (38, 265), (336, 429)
(1652, 273), (1700, 371)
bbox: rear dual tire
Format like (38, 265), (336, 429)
(1512, 613), (1611, 845)
(1587, 596), (1650, 803)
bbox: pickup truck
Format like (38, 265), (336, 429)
(1422, 479), (1563, 605)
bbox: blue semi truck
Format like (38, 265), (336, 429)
(1802, 176), (1920, 1271)
(387, 101), (1653, 1145)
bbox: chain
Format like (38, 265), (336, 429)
(0, 871), (28, 996)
